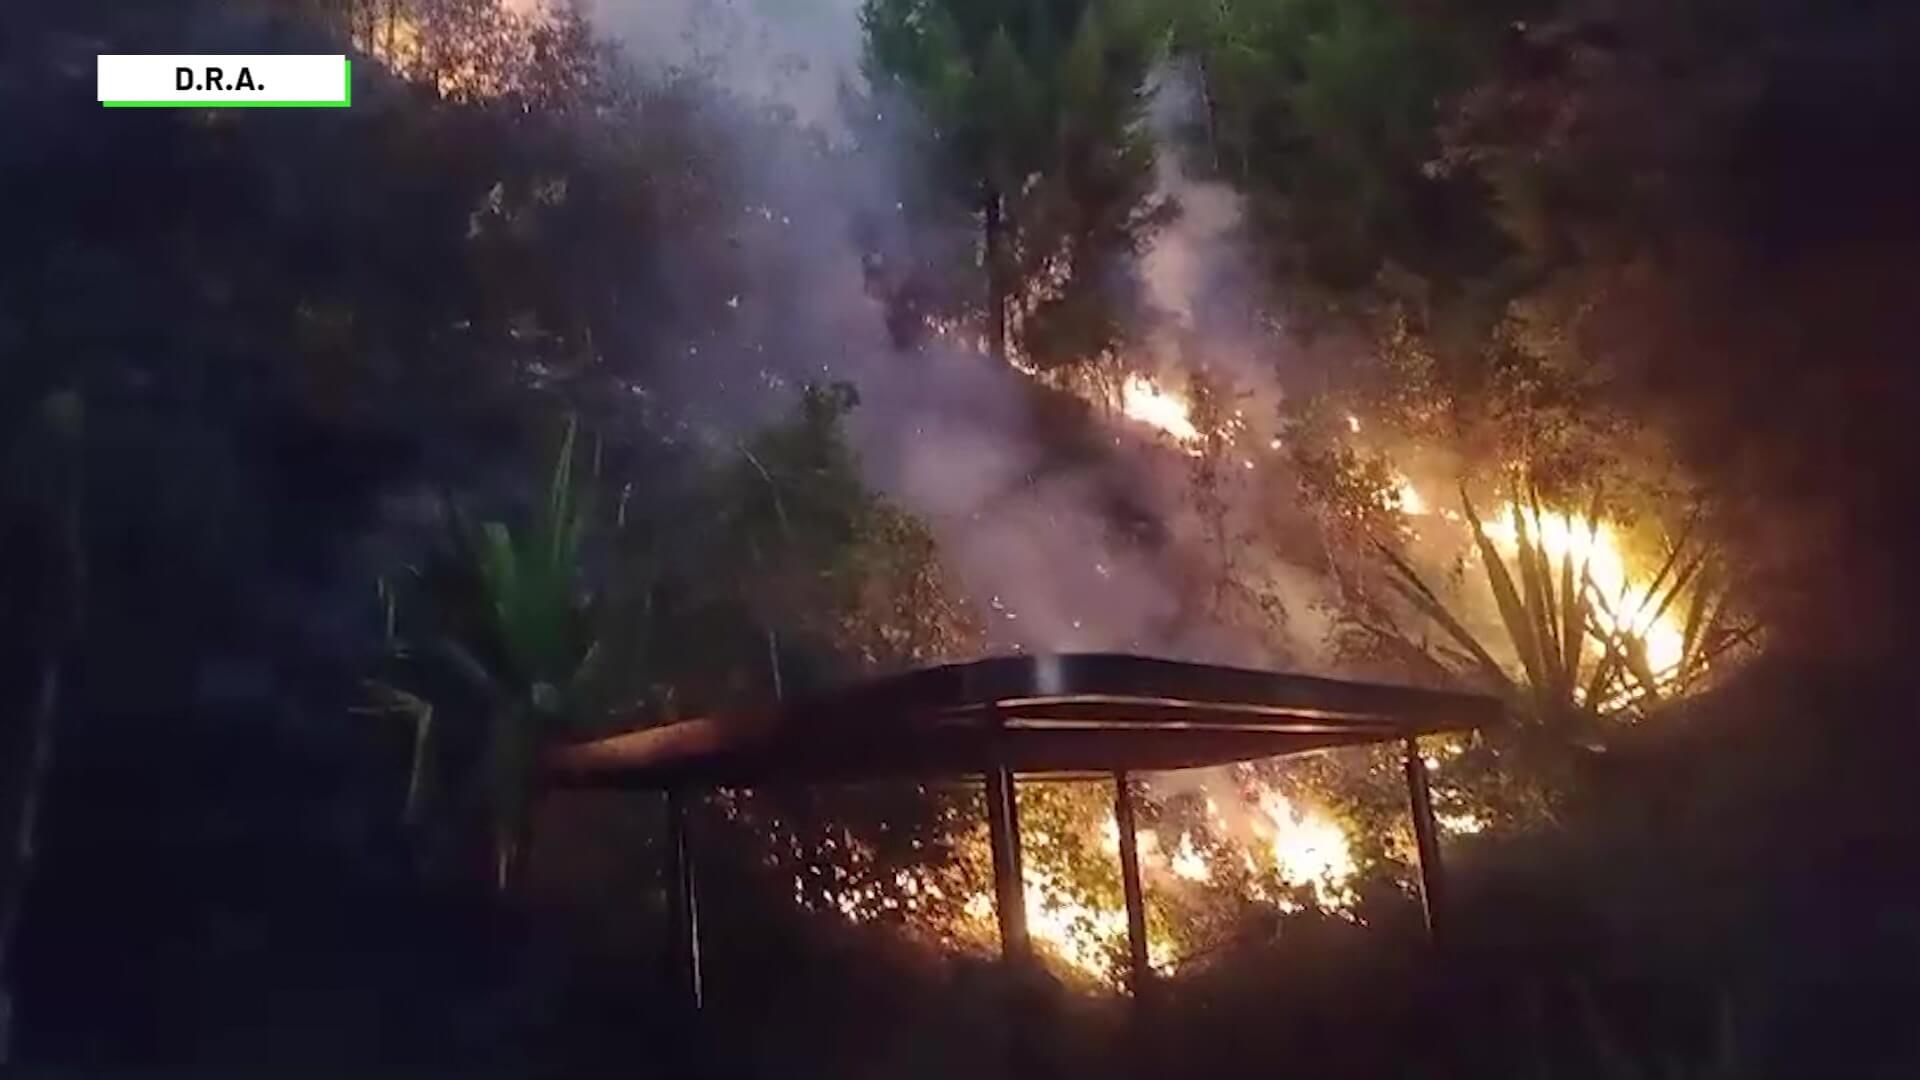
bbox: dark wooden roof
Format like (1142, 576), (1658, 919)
(544, 653), (1503, 789)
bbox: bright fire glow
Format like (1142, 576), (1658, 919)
(352, 7), (546, 100)
(1119, 375), (1202, 444)
(1098, 814), (1161, 859)
(1256, 791), (1359, 910)
(1478, 504), (1686, 678)
(959, 863), (1176, 985)
(1391, 472), (1427, 516)
(1025, 864), (1177, 981)
(1168, 832), (1212, 883)
(824, 787), (1364, 987)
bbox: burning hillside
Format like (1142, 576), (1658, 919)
(813, 774), (1375, 987)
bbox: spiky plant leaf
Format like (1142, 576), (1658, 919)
(1680, 567), (1717, 672)
(544, 418), (578, 568)
(1511, 495), (1563, 714)
(1581, 634), (1626, 714)
(1627, 514), (1696, 630)
(1641, 546), (1709, 639)
(360, 682), (437, 825)
(1377, 483), (1741, 731)
(370, 415), (620, 890)
(1695, 622), (1758, 675)
(1461, 490), (1549, 699)
(1526, 488), (1563, 657)
(1619, 633), (1663, 709)
(1556, 518), (1579, 679)
(1374, 539), (1513, 694)
(1583, 580), (1649, 709)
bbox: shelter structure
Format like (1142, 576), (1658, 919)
(544, 652), (1503, 1004)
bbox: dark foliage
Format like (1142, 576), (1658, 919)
(2, 0), (1918, 1075)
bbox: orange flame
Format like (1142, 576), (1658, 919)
(1118, 375), (1202, 446)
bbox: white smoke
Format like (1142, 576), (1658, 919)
(590, 0), (1338, 668)
(585, 0), (863, 132)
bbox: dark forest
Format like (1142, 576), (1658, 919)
(3, 0), (1919, 1075)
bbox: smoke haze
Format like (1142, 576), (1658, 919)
(591, 0), (1339, 669)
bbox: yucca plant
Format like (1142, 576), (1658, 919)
(1376, 485), (1749, 730)
(367, 418), (612, 890)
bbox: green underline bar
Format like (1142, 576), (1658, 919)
(103, 101), (350, 107)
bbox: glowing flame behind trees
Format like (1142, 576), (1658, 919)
(1254, 790), (1360, 910)
(992, 777), (1372, 984)
(342, 0), (598, 103)
(850, 237), (1755, 984)
(779, 774), (1376, 988)
(696, 371), (1675, 989)
(1274, 381), (1755, 729)
(955, 354), (1754, 927)
(1375, 487), (1750, 726)
(878, 151), (1765, 984)
(1093, 365), (1757, 788)
(1477, 504), (1687, 678)
(1119, 374), (1204, 446)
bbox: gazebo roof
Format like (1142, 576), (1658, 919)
(545, 652), (1502, 789)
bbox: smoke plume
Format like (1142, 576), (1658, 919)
(591, 0), (1338, 669)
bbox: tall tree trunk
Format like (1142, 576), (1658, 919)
(1198, 55), (1222, 174)
(0, 394), (84, 1066)
(984, 184), (1008, 367)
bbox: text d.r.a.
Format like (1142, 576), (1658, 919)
(176, 66), (262, 92)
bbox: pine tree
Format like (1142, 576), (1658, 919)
(862, 0), (1169, 371)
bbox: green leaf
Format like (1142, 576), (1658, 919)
(1557, 495), (1594, 700)
(404, 701), (435, 826)
(1627, 514), (1696, 628)
(1680, 574), (1724, 684)
(1374, 539), (1513, 695)
(1643, 547), (1709, 642)
(1512, 491), (1562, 713)
(546, 415), (580, 568)
(360, 682), (436, 826)
(1462, 489), (1547, 702)
(1581, 639), (1625, 714)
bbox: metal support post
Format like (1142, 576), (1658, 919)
(1112, 770), (1151, 1000)
(1402, 736), (1445, 944)
(665, 787), (704, 1010)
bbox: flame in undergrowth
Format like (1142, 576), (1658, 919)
(1255, 790), (1360, 910)
(351, 1), (564, 100)
(1096, 815), (1163, 860)
(1119, 375), (1202, 446)
(1477, 504), (1687, 678)
(927, 307), (1216, 455)
(1391, 472), (1427, 516)
(1005, 863), (1180, 981)
(1168, 832), (1213, 883)
(958, 824), (1182, 985)
(1001, 796), (1358, 982)
(1373, 457), (1695, 686)
(818, 787), (1364, 988)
